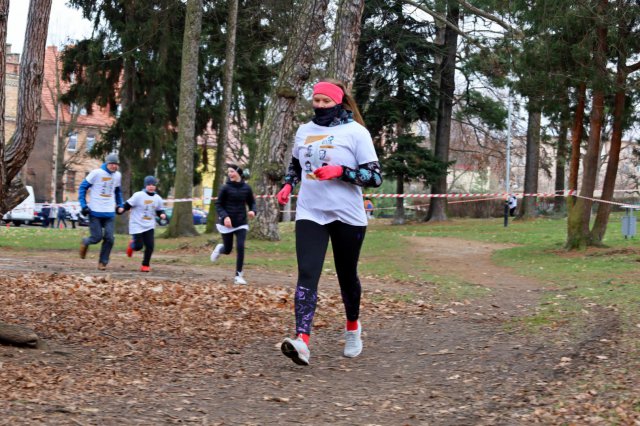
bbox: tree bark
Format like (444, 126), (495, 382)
(566, 0), (608, 250)
(2, 0), (52, 215)
(590, 54), (629, 243)
(428, 0), (447, 151)
(327, 0), (365, 91)
(427, 0), (459, 222)
(518, 106), (541, 219)
(567, 82), (586, 211)
(0, 322), (39, 347)
(166, 0), (203, 238)
(554, 95), (570, 214)
(250, 0), (329, 241)
(206, 0), (239, 234)
(0, 0), (8, 206)
(392, 176), (406, 225)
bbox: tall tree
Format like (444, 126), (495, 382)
(327, 0), (365, 90)
(566, 0), (609, 250)
(166, 0), (203, 237)
(427, 0), (459, 222)
(63, 0), (186, 197)
(518, 106), (541, 219)
(0, 0), (8, 206)
(590, 0), (640, 243)
(250, 0), (330, 241)
(354, 0), (444, 223)
(0, 0), (52, 344)
(205, 0), (239, 234)
(1, 0), (52, 215)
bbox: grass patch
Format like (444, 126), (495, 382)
(1, 213), (638, 328)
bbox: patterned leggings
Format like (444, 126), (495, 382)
(294, 220), (367, 336)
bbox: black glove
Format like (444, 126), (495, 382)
(81, 207), (91, 216)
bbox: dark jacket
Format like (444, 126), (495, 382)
(215, 180), (256, 227)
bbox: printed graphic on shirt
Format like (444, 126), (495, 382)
(99, 176), (114, 197)
(302, 135), (335, 179)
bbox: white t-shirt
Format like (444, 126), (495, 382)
(126, 191), (164, 234)
(292, 121), (378, 226)
(508, 196), (517, 209)
(85, 168), (122, 213)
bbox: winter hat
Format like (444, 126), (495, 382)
(105, 153), (119, 164)
(144, 176), (158, 186)
(313, 81), (344, 104)
(227, 163), (244, 178)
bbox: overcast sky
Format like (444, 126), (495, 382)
(7, 0), (93, 54)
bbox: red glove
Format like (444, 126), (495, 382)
(277, 184), (292, 205)
(314, 165), (343, 180)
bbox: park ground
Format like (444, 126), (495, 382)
(1, 218), (640, 425)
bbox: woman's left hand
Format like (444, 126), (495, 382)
(248, 211), (255, 219)
(224, 217), (232, 227)
(314, 165), (343, 180)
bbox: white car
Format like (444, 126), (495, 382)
(2, 185), (36, 226)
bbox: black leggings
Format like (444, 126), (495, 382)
(294, 220), (367, 335)
(131, 229), (155, 266)
(221, 228), (247, 274)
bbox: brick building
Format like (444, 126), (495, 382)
(4, 45), (115, 202)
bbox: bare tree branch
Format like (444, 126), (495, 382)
(454, 0), (523, 38)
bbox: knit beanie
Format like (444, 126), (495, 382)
(144, 176), (158, 186)
(105, 153), (119, 164)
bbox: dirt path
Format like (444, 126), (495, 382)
(0, 237), (621, 425)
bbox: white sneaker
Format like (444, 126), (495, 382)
(210, 243), (224, 262)
(281, 337), (310, 366)
(344, 321), (363, 358)
(234, 271), (247, 285)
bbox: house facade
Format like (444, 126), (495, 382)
(4, 45), (114, 203)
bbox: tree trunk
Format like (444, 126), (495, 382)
(0, 322), (39, 347)
(566, 0), (608, 250)
(554, 97), (569, 214)
(115, 5), (137, 236)
(428, 0), (446, 151)
(590, 62), (628, 243)
(2, 0), (52, 214)
(0, 0), (52, 336)
(166, 0), (203, 238)
(327, 0), (365, 91)
(518, 106), (541, 219)
(250, 0), (329, 241)
(567, 82), (586, 213)
(427, 0), (458, 222)
(0, 0), (8, 205)
(392, 176), (405, 225)
(206, 0), (239, 234)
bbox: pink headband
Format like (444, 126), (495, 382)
(313, 82), (344, 104)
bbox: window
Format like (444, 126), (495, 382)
(69, 103), (87, 115)
(66, 171), (76, 192)
(86, 135), (96, 152)
(67, 133), (78, 151)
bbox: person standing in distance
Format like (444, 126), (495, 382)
(508, 194), (518, 217)
(277, 79), (382, 366)
(78, 153), (125, 270)
(123, 176), (167, 272)
(210, 164), (256, 285)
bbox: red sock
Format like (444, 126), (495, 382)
(346, 320), (359, 331)
(297, 333), (310, 344)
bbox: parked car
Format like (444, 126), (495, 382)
(2, 186), (36, 226)
(63, 201), (89, 226)
(160, 207), (208, 226)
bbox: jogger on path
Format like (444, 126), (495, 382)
(78, 153), (124, 270)
(277, 79), (382, 365)
(123, 176), (166, 272)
